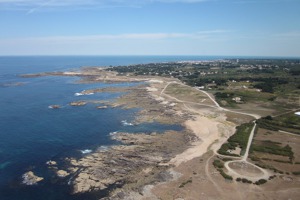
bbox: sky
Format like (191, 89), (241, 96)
(0, 0), (299, 56)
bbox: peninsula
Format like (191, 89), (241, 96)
(22, 59), (300, 199)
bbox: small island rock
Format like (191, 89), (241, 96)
(70, 101), (87, 106)
(22, 171), (44, 185)
(56, 170), (70, 178)
(48, 105), (61, 109)
(46, 160), (57, 166)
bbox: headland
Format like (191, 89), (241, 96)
(21, 59), (300, 199)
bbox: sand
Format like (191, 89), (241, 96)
(169, 115), (227, 166)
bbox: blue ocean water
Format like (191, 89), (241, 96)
(0, 55), (229, 200)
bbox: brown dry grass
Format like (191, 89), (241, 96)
(152, 152), (300, 200)
(251, 128), (300, 173)
(164, 83), (215, 106)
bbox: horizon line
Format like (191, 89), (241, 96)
(0, 54), (300, 59)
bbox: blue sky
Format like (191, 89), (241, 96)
(0, 0), (299, 56)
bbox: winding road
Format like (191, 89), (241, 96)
(159, 81), (270, 184)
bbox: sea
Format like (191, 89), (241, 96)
(0, 55), (244, 200)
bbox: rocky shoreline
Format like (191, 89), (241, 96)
(20, 68), (148, 83)
(64, 131), (192, 196)
(64, 80), (195, 199)
(59, 80), (196, 197)
(19, 67), (221, 199)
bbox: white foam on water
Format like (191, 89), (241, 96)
(22, 174), (30, 185)
(74, 92), (84, 96)
(97, 146), (109, 152)
(121, 120), (134, 126)
(80, 149), (92, 154)
(75, 91), (94, 96)
(48, 105), (62, 109)
(109, 131), (118, 136)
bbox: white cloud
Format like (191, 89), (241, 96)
(0, 31), (231, 55)
(31, 33), (191, 41)
(1, 31), (299, 57)
(273, 31), (300, 38)
(1, 31), (229, 43)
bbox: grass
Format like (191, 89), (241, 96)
(212, 159), (233, 181)
(214, 89), (276, 108)
(233, 90), (275, 102)
(257, 114), (300, 135)
(164, 83), (216, 106)
(236, 178), (252, 184)
(218, 122), (254, 156)
(254, 179), (267, 185)
(217, 169), (233, 181)
(214, 92), (238, 108)
(179, 178), (192, 188)
(250, 140), (294, 163)
(213, 159), (224, 168)
(292, 171), (300, 175)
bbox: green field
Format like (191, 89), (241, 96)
(218, 122), (254, 156)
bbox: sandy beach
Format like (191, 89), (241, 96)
(169, 114), (234, 166)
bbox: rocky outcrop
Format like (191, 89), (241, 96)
(66, 131), (190, 195)
(46, 160), (57, 166)
(69, 101), (87, 106)
(48, 105), (61, 109)
(22, 171), (44, 185)
(56, 170), (70, 178)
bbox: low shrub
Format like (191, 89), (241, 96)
(255, 179), (267, 185)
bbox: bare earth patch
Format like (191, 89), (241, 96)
(169, 113), (235, 166)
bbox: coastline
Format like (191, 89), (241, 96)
(21, 67), (237, 198)
(19, 64), (300, 200)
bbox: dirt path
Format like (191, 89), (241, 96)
(205, 153), (224, 196)
(160, 82), (259, 164)
(162, 82), (261, 119)
(224, 160), (271, 181)
(223, 121), (273, 181)
(160, 82), (271, 181)
(243, 122), (257, 161)
(160, 81), (178, 96)
(279, 130), (300, 137)
(222, 108), (260, 120)
(199, 89), (221, 108)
